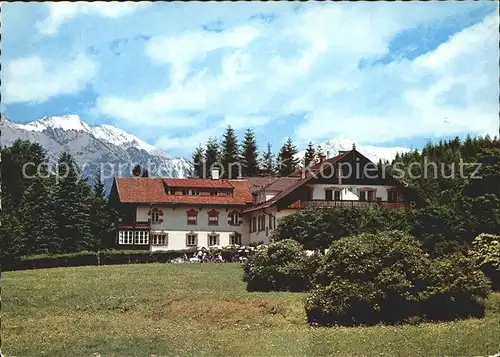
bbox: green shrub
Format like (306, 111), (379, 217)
(8, 251), (98, 271)
(273, 206), (411, 251)
(469, 233), (500, 290)
(422, 253), (491, 321)
(306, 231), (491, 326)
(242, 239), (314, 292)
(3, 248), (197, 271)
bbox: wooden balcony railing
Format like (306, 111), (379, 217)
(293, 200), (407, 209)
(118, 221), (150, 229)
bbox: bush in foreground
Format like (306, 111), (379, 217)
(242, 239), (317, 292)
(306, 231), (491, 326)
(469, 233), (500, 290)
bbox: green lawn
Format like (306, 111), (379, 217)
(2, 263), (500, 357)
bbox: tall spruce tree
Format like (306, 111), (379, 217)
(89, 171), (115, 252)
(204, 137), (219, 178)
(304, 142), (316, 167)
(240, 128), (259, 177)
(220, 126), (240, 178)
(132, 164), (149, 177)
(190, 145), (205, 178)
(260, 142), (275, 176)
(277, 138), (299, 176)
(19, 175), (59, 255)
(54, 152), (92, 253)
(316, 145), (325, 162)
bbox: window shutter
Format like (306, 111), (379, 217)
(159, 210), (164, 216)
(238, 215), (243, 224)
(148, 210), (151, 216)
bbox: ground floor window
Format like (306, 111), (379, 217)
(208, 232), (220, 246)
(134, 231), (149, 245)
(230, 232), (242, 246)
(186, 232), (198, 247)
(151, 232), (168, 245)
(118, 231), (134, 245)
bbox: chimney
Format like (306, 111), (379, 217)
(319, 155), (326, 163)
(211, 168), (220, 180)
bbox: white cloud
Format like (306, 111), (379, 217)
(85, 3), (498, 152)
(37, 2), (151, 35)
(146, 25), (260, 85)
(3, 54), (98, 104)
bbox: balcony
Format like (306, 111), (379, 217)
(291, 200), (407, 209)
(118, 221), (150, 229)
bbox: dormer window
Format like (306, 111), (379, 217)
(186, 209), (198, 225)
(208, 209), (219, 226)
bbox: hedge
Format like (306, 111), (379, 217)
(2, 249), (198, 272)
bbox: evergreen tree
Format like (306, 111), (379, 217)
(316, 145), (325, 162)
(304, 142), (316, 167)
(19, 175), (59, 255)
(240, 128), (259, 177)
(1, 139), (48, 211)
(190, 145), (205, 178)
(204, 137), (219, 178)
(132, 164), (149, 177)
(54, 152), (92, 253)
(89, 171), (116, 251)
(277, 138), (299, 176)
(220, 126), (240, 178)
(260, 142), (275, 176)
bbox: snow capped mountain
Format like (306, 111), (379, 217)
(2, 115), (191, 193)
(296, 136), (412, 163)
(11, 114), (164, 157)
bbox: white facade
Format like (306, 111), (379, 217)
(246, 207), (299, 245)
(125, 205), (248, 251)
(308, 184), (399, 201)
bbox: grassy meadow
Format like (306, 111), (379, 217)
(2, 263), (500, 356)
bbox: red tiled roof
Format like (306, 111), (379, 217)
(245, 176), (279, 193)
(115, 177), (253, 206)
(164, 178), (233, 189)
(242, 152), (350, 213)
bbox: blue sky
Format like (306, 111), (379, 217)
(2, 1), (499, 157)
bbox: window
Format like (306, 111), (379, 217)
(151, 232), (168, 245)
(334, 190), (341, 201)
(230, 232), (242, 246)
(360, 190), (375, 202)
(252, 217), (257, 233)
(388, 190), (398, 202)
(210, 191), (217, 196)
(134, 231), (149, 245)
(228, 211), (241, 225)
(186, 209), (198, 225)
(258, 215), (266, 232)
(268, 215), (273, 230)
(186, 232), (198, 247)
(208, 209), (219, 226)
(325, 190), (333, 201)
(191, 190), (200, 196)
(207, 232), (220, 246)
(118, 231), (134, 245)
(150, 208), (163, 225)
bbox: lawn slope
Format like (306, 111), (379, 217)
(3, 263), (500, 356)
